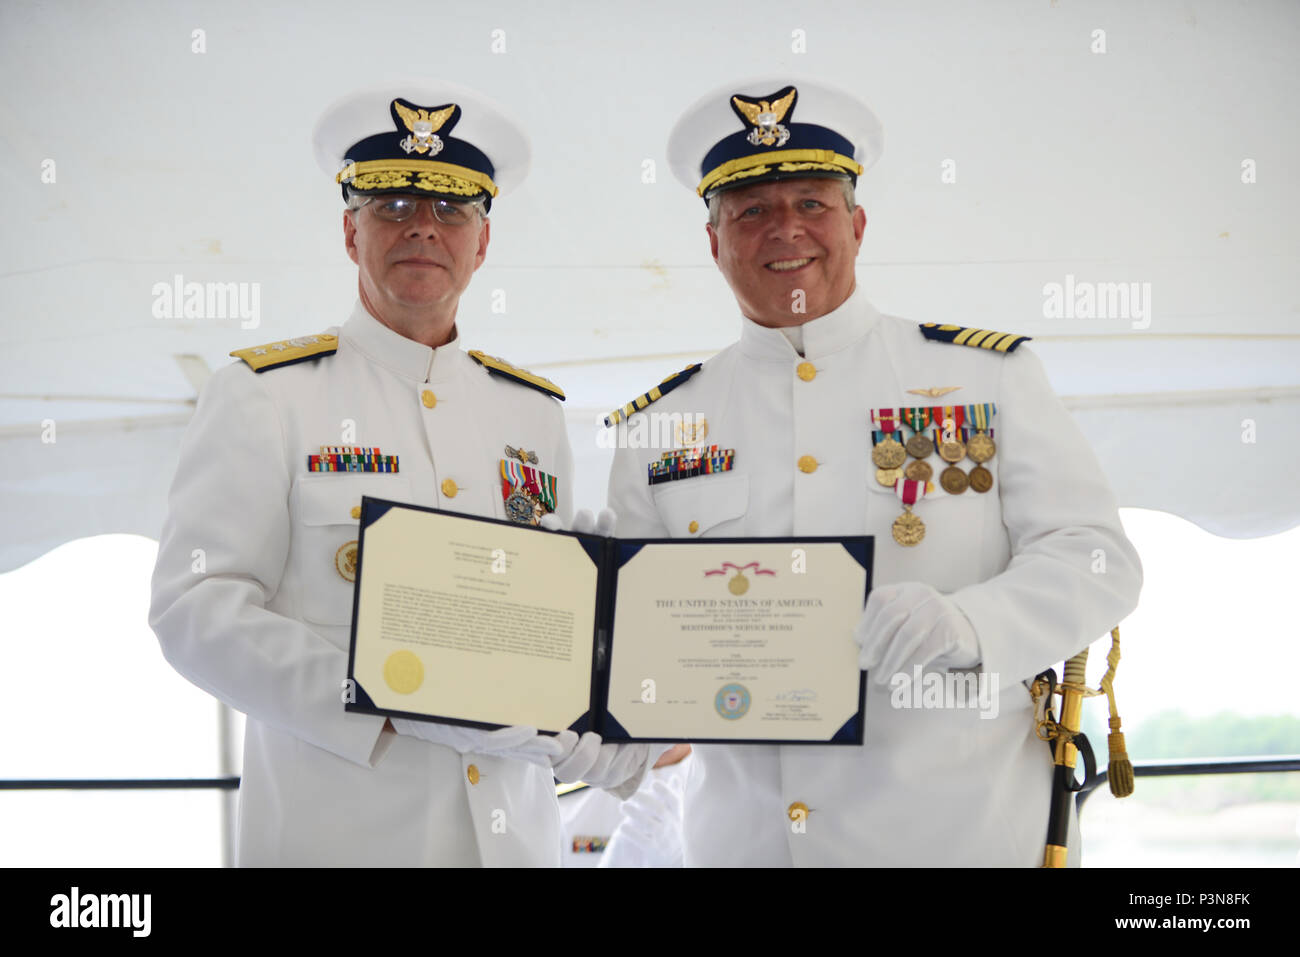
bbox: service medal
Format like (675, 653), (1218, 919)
(876, 466), (903, 487)
(871, 436), (906, 469)
(870, 409), (908, 469)
(500, 457), (554, 525)
(967, 432), (996, 463)
(938, 439), (964, 463)
(904, 459), (933, 483)
(905, 432), (934, 459)
(892, 511), (925, 546)
(335, 540), (359, 582)
(936, 404), (967, 462)
(940, 465), (970, 494)
(504, 487), (540, 524)
(903, 406), (934, 458)
(892, 479), (929, 547)
(969, 465), (994, 493)
(964, 404), (998, 464)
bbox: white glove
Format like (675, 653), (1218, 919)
(551, 731), (650, 795)
(599, 776), (685, 868)
(540, 508), (618, 536)
(390, 718), (572, 769)
(854, 582), (981, 687)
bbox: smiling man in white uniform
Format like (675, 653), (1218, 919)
(604, 78), (1143, 866)
(150, 82), (582, 866)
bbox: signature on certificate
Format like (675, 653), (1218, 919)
(774, 689), (818, 702)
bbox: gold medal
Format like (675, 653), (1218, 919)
(892, 508), (925, 546)
(871, 436), (907, 469)
(729, 571), (750, 595)
(876, 466), (903, 486)
(335, 540), (359, 582)
(967, 432), (996, 463)
(940, 465), (969, 494)
(892, 478), (929, 546)
(904, 459), (932, 483)
(938, 438), (966, 463)
(969, 465), (994, 493)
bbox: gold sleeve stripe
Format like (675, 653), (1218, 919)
(919, 323), (1031, 353)
(603, 363), (703, 428)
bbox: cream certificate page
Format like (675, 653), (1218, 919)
(606, 541), (866, 741)
(352, 507), (596, 732)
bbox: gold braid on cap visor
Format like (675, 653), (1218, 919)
(698, 149), (863, 197)
(337, 159), (498, 197)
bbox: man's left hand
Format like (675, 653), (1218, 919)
(854, 582), (981, 686)
(540, 508), (617, 536)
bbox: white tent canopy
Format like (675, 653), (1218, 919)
(3, 0), (1298, 573)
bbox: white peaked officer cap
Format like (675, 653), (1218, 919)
(668, 76), (883, 201)
(312, 79), (531, 212)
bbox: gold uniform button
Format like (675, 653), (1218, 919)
(688, 520), (700, 534)
(421, 390), (437, 409)
(441, 479), (458, 498)
(796, 361), (817, 382)
(797, 455), (819, 474)
(787, 801), (809, 821)
(350, 505), (362, 520)
(467, 764), (479, 786)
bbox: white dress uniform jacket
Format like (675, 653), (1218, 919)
(559, 757), (691, 868)
(150, 302), (573, 866)
(607, 287), (1142, 866)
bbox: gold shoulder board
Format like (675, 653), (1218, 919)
(230, 333), (338, 372)
(919, 323), (1030, 353)
(604, 363), (703, 427)
(468, 349), (565, 400)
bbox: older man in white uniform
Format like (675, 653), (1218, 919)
(603, 78), (1143, 866)
(150, 82), (584, 866)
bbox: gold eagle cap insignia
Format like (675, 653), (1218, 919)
(907, 386), (963, 398)
(732, 87), (797, 148)
(731, 87), (797, 126)
(392, 100), (457, 134)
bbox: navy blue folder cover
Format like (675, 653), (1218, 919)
(346, 497), (871, 746)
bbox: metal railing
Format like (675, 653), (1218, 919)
(1076, 754), (1300, 810)
(4, 755), (1297, 866)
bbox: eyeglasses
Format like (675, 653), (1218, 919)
(353, 194), (485, 226)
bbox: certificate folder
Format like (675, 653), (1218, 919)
(346, 497), (872, 745)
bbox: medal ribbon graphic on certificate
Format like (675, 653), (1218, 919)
(703, 560), (776, 595)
